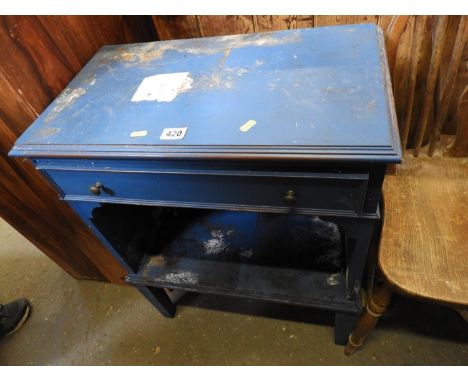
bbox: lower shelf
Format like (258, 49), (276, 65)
(126, 256), (361, 313)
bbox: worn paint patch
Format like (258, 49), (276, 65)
(239, 120), (256, 132)
(131, 72), (193, 103)
(230, 67), (248, 77)
(36, 127), (61, 139)
(321, 86), (362, 95)
(218, 49), (231, 68)
(104, 32), (301, 64)
(45, 87), (86, 122)
(326, 273), (341, 286)
(130, 130), (148, 138)
(240, 249), (254, 258)
(161, 271), (198, 284)
(204, 230), (227, 255)
(147, 255), (166, 267)
(194, 72), (234, 90)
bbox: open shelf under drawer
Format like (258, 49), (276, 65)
(118, 207), (360, 313)
(126, 257), (360, 313)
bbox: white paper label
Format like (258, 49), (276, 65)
(131, 72), (193, 103)
(160, 127), (188, 140)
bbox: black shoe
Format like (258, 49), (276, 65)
(0, 298), (31, 340)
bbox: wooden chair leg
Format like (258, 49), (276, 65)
(344, 280), (393, 355)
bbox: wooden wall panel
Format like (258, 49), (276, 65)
(438, 16), (468, 135)
(198, 16), (255, 36)
(0, 16), (157, 283)
(152, 16), (201, 40)
(255, 16), (299, 31)
(392, 16), (431, 148)
(296, 16), (315, 29)
(313, 15), (379, 26)
(377, 16), (396, 31)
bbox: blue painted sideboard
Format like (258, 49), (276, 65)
(10, 24), (401, 345)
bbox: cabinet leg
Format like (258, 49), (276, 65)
(344, 281), (393, 355)
(334, 312), (360, 345)
(136, 285), (176, 318)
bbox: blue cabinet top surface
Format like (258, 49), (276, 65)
(10, 24), (401, 162)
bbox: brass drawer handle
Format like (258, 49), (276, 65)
(90, 182), (103, 195)
(284, 189), (296, 203)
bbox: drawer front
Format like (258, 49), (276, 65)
(45, 169), (369, 215)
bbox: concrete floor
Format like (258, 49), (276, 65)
(0, 218), (467, 365)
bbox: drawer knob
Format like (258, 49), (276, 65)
(90, 182), (103, 195)
(284, 189), (296, 204)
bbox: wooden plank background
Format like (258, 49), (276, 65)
(0, 15), (466, 283)
(0, 16), (157, 283)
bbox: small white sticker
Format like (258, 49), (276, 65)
(131, 72), (193, 103)
(130, 130), (148, 138)
(239, 119), (256, 132)
(160, 127), (187, 140)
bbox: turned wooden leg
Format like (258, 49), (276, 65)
(344, 280), (393, 355)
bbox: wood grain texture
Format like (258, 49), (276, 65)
(255, 16), (299, 31)
(378, 16), (396, 31)
(407, 17), (434, 149)
(400, 16), (427, 150)
(313, 16), (378, 27)
(381, 15), (411, 82)
(296, 16), (315, 29)
(392, 17), (415, 136)
(413, 16), (449, 156)
(345, 280), (393, 355)
(446, 85), (468, 157)
(152, 16), (201, 40)
(379, 153), (468, 306)
(0, 16), (157, 283)
(429, 16), (468, 156)
(197, 15), (255, 36)
(393, 16), (435, 150)
(437, 16), (468, 136)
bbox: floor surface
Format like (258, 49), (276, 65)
(0, 218), (467, 365)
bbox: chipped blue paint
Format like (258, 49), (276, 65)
(10, 24), (400, 162)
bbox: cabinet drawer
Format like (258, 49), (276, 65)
(45, 169), (369, 215)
